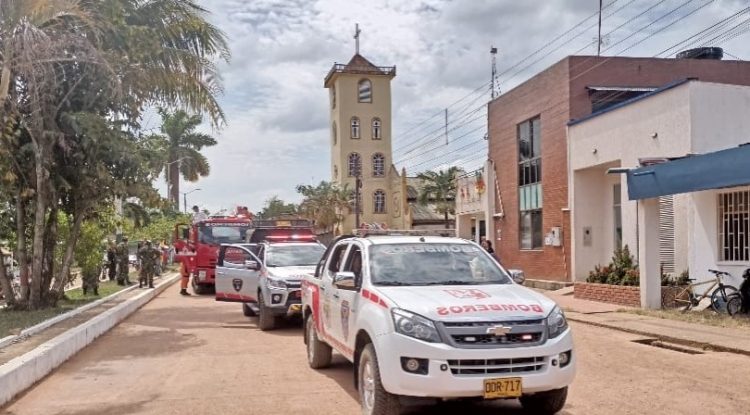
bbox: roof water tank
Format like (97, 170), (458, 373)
(676, 47), (723, 60)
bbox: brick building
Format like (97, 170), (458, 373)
(488, 54), (750, 282)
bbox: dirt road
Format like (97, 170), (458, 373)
(3, 284), (750, 415)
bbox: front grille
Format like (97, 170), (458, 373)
(452, 333), (543, 346)
(448, 357), (546, 376)
(439, 319), (546, 349)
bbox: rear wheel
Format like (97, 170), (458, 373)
(519, 387), (568, 414)
(710, 285), (738, 313)
(191, 278), (209, 295)
(257, 293), (277, 331)
(242, 302), (257, 317)
(358, 344), (401, 415)
(306, 315), (332, 369)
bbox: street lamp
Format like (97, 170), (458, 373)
(183, 188), (202, 213)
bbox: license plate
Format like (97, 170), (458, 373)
(483, 377), (522, 399)
(289, 304), (302, 312)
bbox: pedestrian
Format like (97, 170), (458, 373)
(116, 236), (132, 286)
(107, 242), (117, 282)
(81, 268), (99, 296)
(192, 205), (208, 223)
(481, 238), (497, 259)
(138, 240), (160, 288)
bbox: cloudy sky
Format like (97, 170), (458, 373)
(149, 0), (750, 213)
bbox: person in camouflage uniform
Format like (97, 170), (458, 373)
(116, 237), (131, 286)
(138, 240), (160, 288)
(81, 270), (99, 296)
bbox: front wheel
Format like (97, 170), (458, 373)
(257, 293), (277, 331)
(710, 285), (738, 313)
(358, 344), (401, 415)
(519, 387), (568, 414)
(306, 315), (332, 369)
(727, 294), (743, 316)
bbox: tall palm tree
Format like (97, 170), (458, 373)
(150, 109), (217, 208)
(416, 167), (463, 229)
(297, 181), (352, 234)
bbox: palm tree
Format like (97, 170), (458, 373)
(297, 181), (352, 234)
(150, 109), (218, 208)
(416, 167), (463, 229)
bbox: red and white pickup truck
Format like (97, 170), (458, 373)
(302, 232), (574, 415)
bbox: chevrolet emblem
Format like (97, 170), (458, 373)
(486, 326), (512, 336)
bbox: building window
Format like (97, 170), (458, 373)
(351, 117), (360, 139)
(518, 116), (542, 250)
(374, 190), (386, 214)
(372, 153), (385, 177)
(348, 153), (361, 177)
(372, 118), (382, 140)
(718, 190), (749, 262)
(358, 79), (372, 103)
(332, 122), (337, 145)
(331, 86), (336, 109)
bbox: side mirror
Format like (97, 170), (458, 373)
(244, 260), (260, 271)
(334, 271), (356, 290)
(509, 269), (525, 285)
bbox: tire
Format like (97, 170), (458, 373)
(710, 285), (738, 313)
(306, 315), (332, 369)
(519, 387), (568, 414)
(257, 293), (276, 331)
(727, 294), (743, 317)
(358, 343), (401, 415)
(192, 278), (208, 295)
(242, 302), (257, 317)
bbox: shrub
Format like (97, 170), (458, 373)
(586, 245), (639, 286)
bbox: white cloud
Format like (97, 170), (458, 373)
(177, 0), (750, 213)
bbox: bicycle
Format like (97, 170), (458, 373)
(668, 269), (738, 313)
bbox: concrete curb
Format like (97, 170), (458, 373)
(0, 284), (140, 350)
(0, 273), (180, 407)
(567, 315), (750, 357)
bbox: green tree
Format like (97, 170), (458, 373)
(258, 196), (298, 219)
(296, 182), (352, 235)
(149, 109), (218, 209)
(416, 167), (463, 229)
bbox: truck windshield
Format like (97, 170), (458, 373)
(369, 243), (511, 286)
(197, 224), (251, 245)
(266, 244), (325, 267)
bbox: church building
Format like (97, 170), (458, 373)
(323, 27), (412, 233)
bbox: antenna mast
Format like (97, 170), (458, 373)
(490, 46), (498, 99)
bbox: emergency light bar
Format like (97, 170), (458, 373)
(354, 229), (456, 237)
(254, 219), (312, 228)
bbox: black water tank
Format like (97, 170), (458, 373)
(676, 47), (723, 60)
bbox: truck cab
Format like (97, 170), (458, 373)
(302, 231), (575, 415)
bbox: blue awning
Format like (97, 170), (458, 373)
(626, 144), (750, 200)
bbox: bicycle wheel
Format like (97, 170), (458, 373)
(710, 285), (739, 313)
(726, 294), (743, 316)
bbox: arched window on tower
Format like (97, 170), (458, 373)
(372, 153), (385, 177)
(351, 117), (360, 139)
(372, 118), (382, 140)
(358, 79), (372, 103)
(373, 190), (386, 214)
(332, 121), (337, 145)
(348, 153), (361, 177)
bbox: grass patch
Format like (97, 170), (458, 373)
(0, 280), (129, 338)
(622, 308), (750, 330)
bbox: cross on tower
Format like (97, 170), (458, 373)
(354, 23), (361, 54)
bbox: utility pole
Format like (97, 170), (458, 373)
(354, 23), (361, 54)
(597, 0), (603, 56)
(445, 108), (449, 145)
(490, 46), (498, 99)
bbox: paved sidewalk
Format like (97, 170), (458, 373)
(545, 286), (750, 356)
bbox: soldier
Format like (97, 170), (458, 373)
(81, 270), (99, 296)
(116, 236), (131, 286)
(138, 240), (160, 288)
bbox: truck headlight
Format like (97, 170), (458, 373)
(266, 278), (287, 289)
(547, 306), (569, 339)
(392, 309), (441, 343)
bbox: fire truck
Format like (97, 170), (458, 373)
(173, 208), (254, 295)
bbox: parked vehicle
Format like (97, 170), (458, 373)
(727, 268), (750, 316)
(667, 269), (738, 313)
(301, 231), (574, 415)
(214, 218), (324, 330)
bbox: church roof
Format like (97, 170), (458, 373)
(324, 53), (396, 87)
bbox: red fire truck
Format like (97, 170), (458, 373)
(173, 208), (254, 294)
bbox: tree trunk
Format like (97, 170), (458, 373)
(41, 205), (59, 304)
(0, 252), (16, 308)
(15, 194), (30, 301)
(28, 136), (49, 310)
(444, 210), (450, 229)
(169, 155), (180, 210)
(52, 212), (84, 297)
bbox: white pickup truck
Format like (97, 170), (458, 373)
(301, 233), (574, 415)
